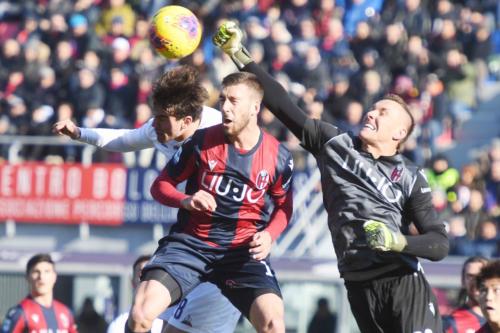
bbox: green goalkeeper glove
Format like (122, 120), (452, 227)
(363, 220), (407, 252)
(212, 21), (253, 69)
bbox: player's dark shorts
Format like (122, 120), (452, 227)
(142, 233), (282, 318)
(344, 267), (442, 333)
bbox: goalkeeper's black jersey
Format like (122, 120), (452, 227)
(244, 62), (449, 281)
(301, 119), (445, 280)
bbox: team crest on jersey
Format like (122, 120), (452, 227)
(256, 170), (270, 190)
(208, 160), (217, 171)
(390, 165), (404, 182)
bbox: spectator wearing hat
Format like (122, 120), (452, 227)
(69, 13), (102, 59)
(96, 0), (136, 38)
(101, 15), (128, 47)
(107, 36), (134, 78)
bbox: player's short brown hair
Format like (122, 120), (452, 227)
(222, 72), (264, 101)
(152, 65), (208, 120)
(382, 93), (415, 151)
(26, 253), (54, 275)
(133, 255), (151, 271)
(477, 260), (500, 288)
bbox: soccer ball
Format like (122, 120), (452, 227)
(149, 5), (202, 59)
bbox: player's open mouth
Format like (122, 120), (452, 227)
(363, 123), (376, 131)
(223, 119), (232, 124)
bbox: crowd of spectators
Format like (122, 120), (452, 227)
(0, 0), (499, 255)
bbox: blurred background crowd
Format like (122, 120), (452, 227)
(0, 0), (500, 272)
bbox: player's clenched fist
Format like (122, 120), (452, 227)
(181, 190), (217, 213)
(212, 21), (252, 69)
(52, 119), (81, 140)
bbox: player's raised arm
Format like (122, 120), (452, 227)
(52, 118), (155, 152)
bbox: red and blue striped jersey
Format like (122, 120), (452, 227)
(1, 296), (77, 333)
(443, 306), (485, 333)
(152, 125), (294, 248)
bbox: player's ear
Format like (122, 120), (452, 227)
(393, 127), (407, 141)
(182, 116), (193, 129)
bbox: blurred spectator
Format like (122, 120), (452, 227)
(292, 17), (319, 57)
(69, 13), (102, 59)
(0, 39), (23, 81)
(443, 256), (488, 332)
(452, 163), (486, 214)
(70, 67), (106, 121)
(394, 0), (431, 37)
(335, 99), (363, 134)
(356, 69), (384, 112)
(380, 23), (408, 78)
(441, 48), (477, 126)
(40, 12), (69, 51)
(17, 12), (41, 45)
(52, 40), (77, 102)
(301, 45), (330, 97)
(448, 215), (476, 256)
(282, 0), (312, 36)
(319, 17), (350, 60)
(475, 218), (499, 257)
(313, 0), (344, 36)
(77, 297), (107, 333)
(462, 189), (489, 240)
(323, 73), (355, 123)
(349, 21), (378, 64)
(107, 36), (135, 78)
(128, 17), (150, 61)
(307, 297), (337, 333)
(96, 0), (136, 38)
(105, 67), (136, 127)
(485, 159), (500, 217)
(426, 154), (460, 198)
(343, 0), (383, 38)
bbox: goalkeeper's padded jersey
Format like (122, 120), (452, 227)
(77, 106), (222, 160)
(244, 61), (449, 282)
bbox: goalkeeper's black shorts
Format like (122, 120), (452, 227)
(344, 268), (442, 333)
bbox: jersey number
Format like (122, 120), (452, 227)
(260, 261), (274, 277)
(173, 299), (188, 319)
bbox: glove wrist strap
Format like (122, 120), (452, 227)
(231, 46), (253, 70)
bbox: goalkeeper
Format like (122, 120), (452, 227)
(213, 22), (449, 333)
